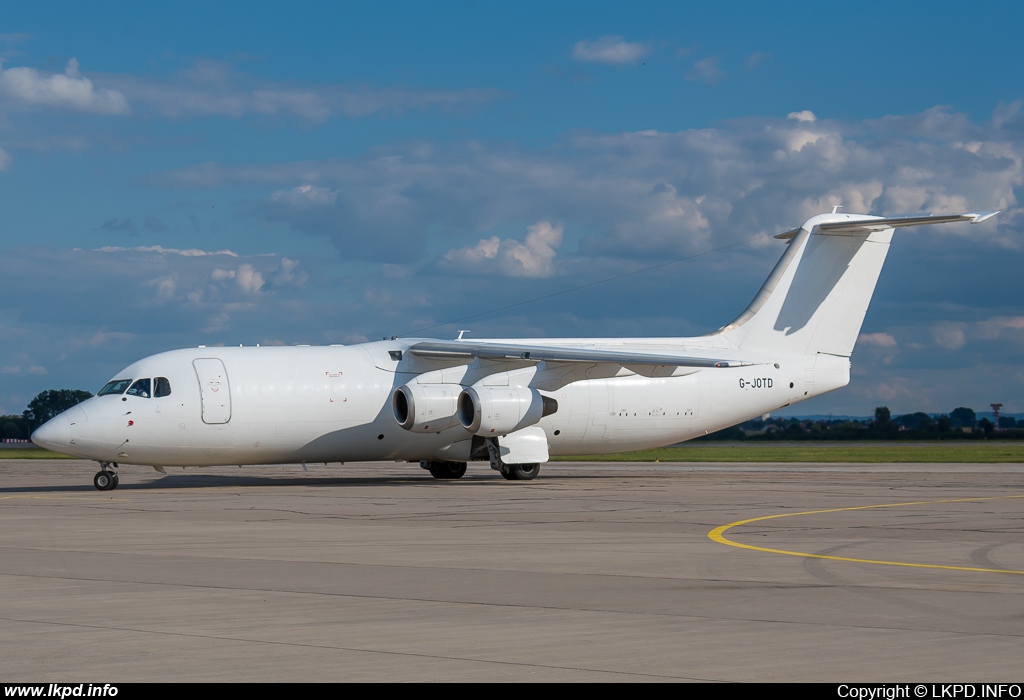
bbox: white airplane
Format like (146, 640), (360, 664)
(32, 210), (998, 490)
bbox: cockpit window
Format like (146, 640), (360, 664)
(154, 377), (172, 397)
(98, 379), (132, 396)
(126, 378), (152, 398)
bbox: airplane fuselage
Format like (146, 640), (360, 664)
(45, 340), (849, 468)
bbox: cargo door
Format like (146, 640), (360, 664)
(193, 358), (232, 424)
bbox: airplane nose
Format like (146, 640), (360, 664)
(32, 414), (70, 451)
(64, 404), (88, 427)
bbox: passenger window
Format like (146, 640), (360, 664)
(154, 377), (172, 397)
(98, 379), (132, 396)
(126, 378), (152, 398)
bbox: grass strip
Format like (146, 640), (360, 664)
(551, 443), (1024, 463)
(0, 448), (78, 459)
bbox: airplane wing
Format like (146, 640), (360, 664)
(406, 339), (758, 368)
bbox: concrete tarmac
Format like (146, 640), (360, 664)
(1, 459), (1022, 682)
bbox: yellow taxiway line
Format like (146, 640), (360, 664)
(709, 494), (1024, 576)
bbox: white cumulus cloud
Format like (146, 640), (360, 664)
(270, 257), (308, 287)
(787, 110), (817, 123)
(976, 316), (1024, 339)
(149, 276), (177, 301)
(234, 264), (265, 293)
(441, 221), (564, 277)
(933, 322), (967, 350)
(686, 57), (724, 85)
(858, 332), (898, 348)
(573, 36), (651, 65)
(0, 58), (129, 114)
(269, 184), (338, 208)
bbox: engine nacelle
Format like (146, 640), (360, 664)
(458, 385), (557, 436)
(392, 383), (463, 432)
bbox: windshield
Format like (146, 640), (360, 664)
(98, 379), (132, 396)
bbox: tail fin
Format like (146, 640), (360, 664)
(718, 211), (998, 357)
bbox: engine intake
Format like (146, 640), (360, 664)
(392, 383), (463, 432)
(457, 386), (557, 435)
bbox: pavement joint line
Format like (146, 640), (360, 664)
(0, 615), (715, 681)
(709, 494), (1024, 576)
(3, 571), (1022, 639)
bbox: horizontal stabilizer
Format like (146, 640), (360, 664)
(773, 211), (998, 238)
(407, 340), (758, 368)
(817, 211), (999, 235)
(773, 227), (801, 240)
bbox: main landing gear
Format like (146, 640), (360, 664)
(419, 452), (542, 482)
(483, 438), (540, 481)
(421, 460), (468, 480)
(93, 462), (120, 491)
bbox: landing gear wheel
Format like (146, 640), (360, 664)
(428, 461), (467, 480)
(109, 472), (120, 490)
(502, 463), (540, 481)
(93, 471), (114, 491)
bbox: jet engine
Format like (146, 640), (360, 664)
(457, 385), (557, 435)
(392, 383), (463, 432)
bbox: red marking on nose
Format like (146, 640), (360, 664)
(128, 420), (134, 426)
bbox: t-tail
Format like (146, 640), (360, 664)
(718, 211), (999, 357)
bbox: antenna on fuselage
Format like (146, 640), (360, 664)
(832, 204), (843, 214)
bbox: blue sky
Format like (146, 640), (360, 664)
(1, 1), (1022, 418)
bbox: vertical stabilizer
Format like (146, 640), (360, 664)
(718, 211), (998, 357)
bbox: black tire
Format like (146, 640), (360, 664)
(507, 463), (540, 481)
(499, 469), (517, 481)
(429, 461), (467, 480)
(442, 461), (467, 479)
(93, 471), (113, 491)
(110, 472), (120, 490)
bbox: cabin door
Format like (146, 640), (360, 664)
(193, 358), (232, 424)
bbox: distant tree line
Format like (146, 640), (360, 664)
(699, 405), (1024, 441)
(1, 389), (93, 440)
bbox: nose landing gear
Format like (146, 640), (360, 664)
(484, 438), (541, 481)
(500, 463), (540, 481)
(93, 463), (120, 491)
